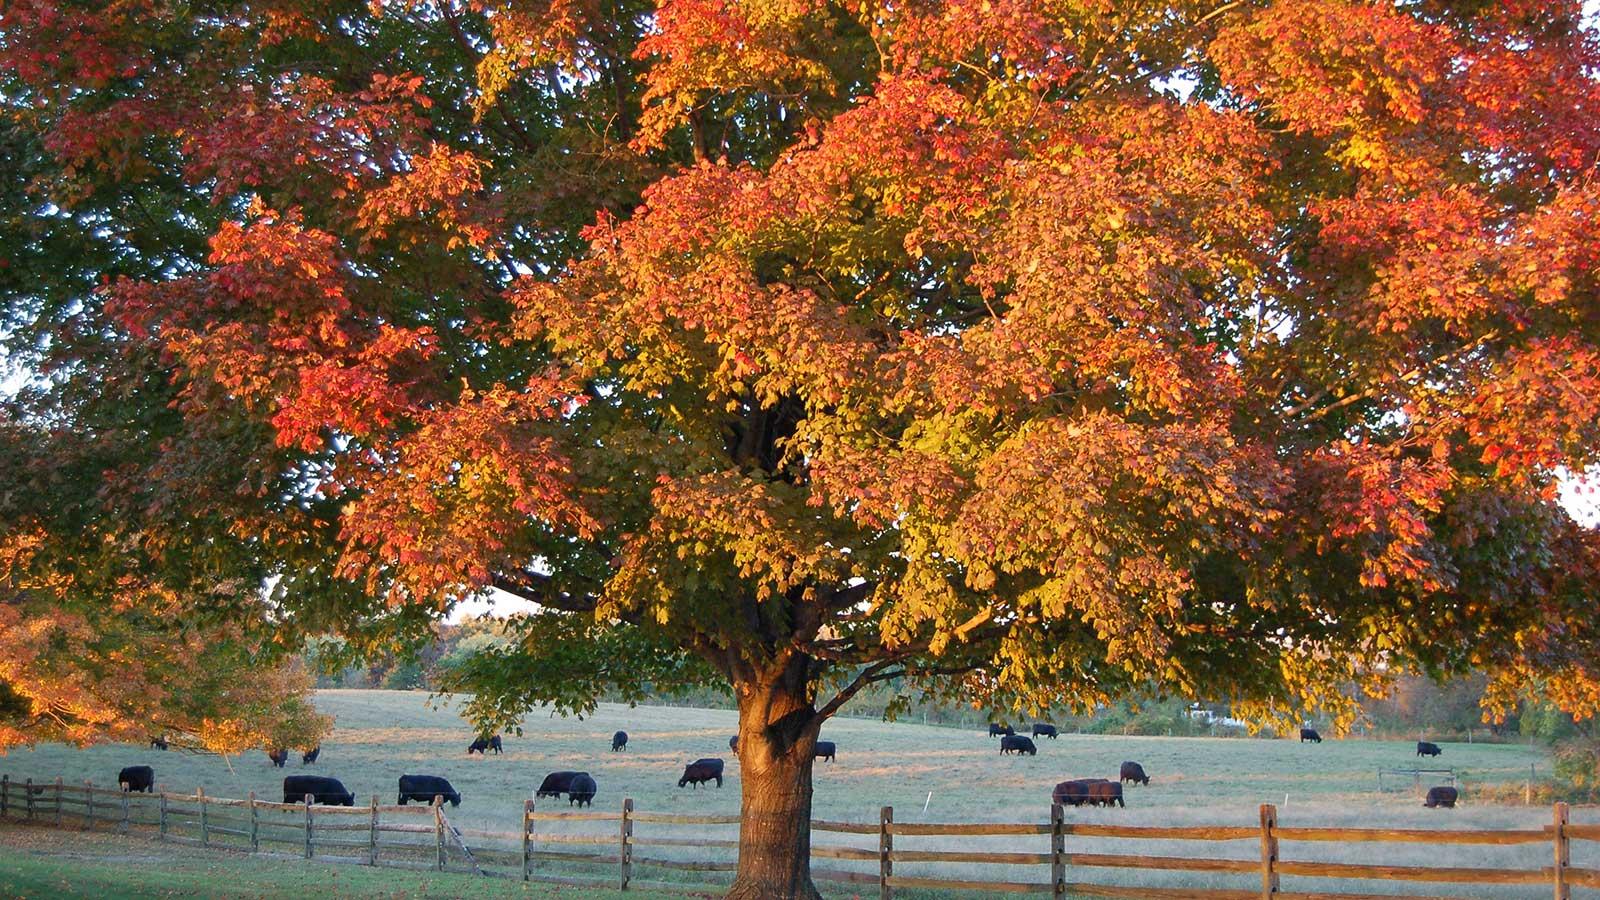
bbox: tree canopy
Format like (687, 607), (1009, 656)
(4, 1), (1600, 895)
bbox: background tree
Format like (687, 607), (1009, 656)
(4, 1), (1600, 896)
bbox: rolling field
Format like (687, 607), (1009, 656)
(0, 690), (1585, 898)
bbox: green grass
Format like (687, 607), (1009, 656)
(0, 823), (692, 899)
(0, 690), (1578, 898)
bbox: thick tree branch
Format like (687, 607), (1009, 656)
(1284, 330), (1502, 423)
(489, 571), (600, 613)
(812, 658), (980, 722)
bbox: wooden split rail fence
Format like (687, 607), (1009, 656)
(0, 774), (469, 873)
(517, 798), (1600, 898)
(4, 772), (1596, 897)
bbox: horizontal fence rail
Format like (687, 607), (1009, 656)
(1, 773), (1594, 897)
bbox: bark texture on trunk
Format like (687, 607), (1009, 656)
(726, 663), (823, 900)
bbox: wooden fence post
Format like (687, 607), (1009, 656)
(24, 778), (33, 821)
(1554, 801), (1571, 900)
(369, 795), (379, 866)
(879, 805), (894, 900)
(248, 791), (258, 852)
(158, 792), (167, 840)
(1051, 802), (1066, 898)
(85, 781), (94, 831)
(1, 774), (8, 818)
(434, 796), (445, 871)
(1258, 803), (1279, 898)
(522, 798), (534, 881)
(198, 788), (208, 846)
(620, 797), (634, 890)
(54, 776), (63, 828)
(120, 787), (130, 835)
(304, 795), (314, 859)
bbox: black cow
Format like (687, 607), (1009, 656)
(150, 737), (168, 751)
(1424, 786), (1458, 809)
(1052, 779), (1094, 807)
(612, 731), (628, 752)
(999, 735), (1037, 756)
(987, 723), (1015, 737)
(283, 775), (353, 806)
(398, 774), (460, 807)
(1088, 780), (1125, 808)
(536, 771), (582, 799)
(1299, 728), (1322, 744)
(815, 741), (837, 762)
(1120, 761), (1150, 786)
(1031, 723), (1058, 739)
(729, 735), (739, 752)
(679, 758), (725, 788)
(569, 773), (598, 807)
(267, 748), (289, 768)
(302, 745), (321, 765)
(118, 765), (154, 793)
(1417, 741), (1442, 758)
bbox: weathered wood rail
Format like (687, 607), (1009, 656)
(2, 772), (1593, 897)
(516, 795), (1599, 898)
(0, 773), (466, 873)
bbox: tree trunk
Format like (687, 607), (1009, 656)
(726, 669), (823, 900)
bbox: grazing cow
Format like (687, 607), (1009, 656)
(267, 748), (289, 768)
(536, 771), (581, 799)
(569, 773), (598, 807)
(1119, 761), (1150, 786)
(397, 774), (461, 807)
(987, 723), (1015, 737)
(302, 745), (321, 765)
(283, 775), (354, 806)
(468, 736), (490, 755)
(729, 735), (739, 752)
(1299, 728), (1322, 744)
(150, 737), (168, 751)
(679, 758), (725, 789)
(1424, 786), (1458, 809)
(612, 731), (628, 752)
(1088, 780), (1125, 808)
(999, 735), (1037, 756)
(814, 741), (836, 762)
(1417, 741), (1442, 758)
(1052, 779), (1093, 807)
(489, 734), (503, 754)
(1032, 723), (1058, 739)
(118, 765), (155, 793)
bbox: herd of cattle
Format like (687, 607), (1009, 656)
(120, 729), (758, 808)
(995, 723), (1455, 809)
(115, 725), (1460, 811)
(981, 724), (1151, 807)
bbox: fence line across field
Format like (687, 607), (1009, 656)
(1377, 767), (1458, 792)
(1, 772), (1594, 898)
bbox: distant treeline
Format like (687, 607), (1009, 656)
(304, 626), (1588, 745)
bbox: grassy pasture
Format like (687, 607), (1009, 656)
(0, 820), (684, 899)
(0, 689), (1583, 898)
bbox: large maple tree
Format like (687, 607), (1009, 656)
(5, 1), (1600, 895)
